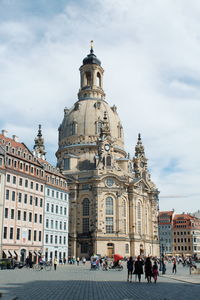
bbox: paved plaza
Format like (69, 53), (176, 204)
(0, 262), (200, 300)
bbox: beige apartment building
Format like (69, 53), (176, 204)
(0, 147), (6, 258)
(173, 214), (200, 257)
(0, 131), (45, 263)
(56, 45), (160, 258)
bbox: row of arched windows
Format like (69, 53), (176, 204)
(137, 201), (150, 236)
(82, 197), (127, 234)
(82, 196), (149, 234)
(82, 197), (127, 217)
(84, 71), (101, 87)
(68, 120), (123, 138)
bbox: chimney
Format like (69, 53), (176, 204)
(2, 130), (8, 137)
(12, 135), (19, 142)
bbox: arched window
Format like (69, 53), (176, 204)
(137, 202), (141, 219)
(106, 197), (113, 215)
(122, 200), (126, 233)
(71, 122), (77, 135)
(137, 201), (142, 234)
(82, 198), (89, 216)
(86, 72), (91, 86)
(97, 72), (101, 87)
(145, 206), (149, 235)
(123, 200), (126, 218)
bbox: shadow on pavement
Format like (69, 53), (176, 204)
(1, 279), (200, 300)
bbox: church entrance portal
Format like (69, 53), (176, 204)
(107, 243), (114, 258)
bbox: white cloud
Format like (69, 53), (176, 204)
(0, 0), (200, 213)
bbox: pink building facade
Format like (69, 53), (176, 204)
(0, 132), (45, 263)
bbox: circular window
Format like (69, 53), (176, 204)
(106, 178), (114, 187)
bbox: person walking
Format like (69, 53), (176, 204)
(54, 256), (58, 271)
(77, 257), (80, 266)
(172, 258), (177, 274)
(134, 256), (144, 282)
(152, 261), (159, 283)
(127, 256), (134, 282)
(144, 257), (153, 283)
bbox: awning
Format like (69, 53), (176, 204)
(8, 250), (15, 257)
(3, 250), (10, 257)
(14, 250), (20, 257)
(29, 250), (34, 254)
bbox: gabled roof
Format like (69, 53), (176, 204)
(0, 134), (41, 166)
(37, 158), (66, 179)
(159, 211), (174, 216)
(174, 213), (198, 221)
(132, 177), (151, 191)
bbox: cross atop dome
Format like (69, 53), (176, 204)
(82, 40), (101, 66)
(90, 40), (94, 53)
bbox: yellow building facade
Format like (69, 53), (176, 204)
(56, 46), (159, 258)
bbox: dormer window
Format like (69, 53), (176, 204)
(71, 122), (77, 135)
(64, 158), (70, 170)
(95, 120), (102, 134)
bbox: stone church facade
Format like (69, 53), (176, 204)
(56, 45), (159, 258)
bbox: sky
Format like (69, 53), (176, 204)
(0, 0), (200, 213)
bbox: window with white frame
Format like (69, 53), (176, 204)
(137, 201), (142, 235)
(106, 217), (113, 233)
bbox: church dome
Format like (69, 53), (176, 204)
(56, 45), (126, 168)
(58, 99), (124, 149)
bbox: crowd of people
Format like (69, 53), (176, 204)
(127, 256), (159, 283)
(23, 253), (197, 281)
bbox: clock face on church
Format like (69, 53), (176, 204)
(104, 144), (110, 151)
(106, 178), (114, 187)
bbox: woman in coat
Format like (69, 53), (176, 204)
(134, 256), (144, 282)
(144, 257), (153, 283)
(127, 256), (134, 282)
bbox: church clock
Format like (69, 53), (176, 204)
(104, 144), (110, 151)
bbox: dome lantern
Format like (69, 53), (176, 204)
(78, 41), (105, 101)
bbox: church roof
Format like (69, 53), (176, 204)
(82, 48), (101, 66)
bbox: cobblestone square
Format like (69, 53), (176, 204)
(0, 263), (200, 300)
